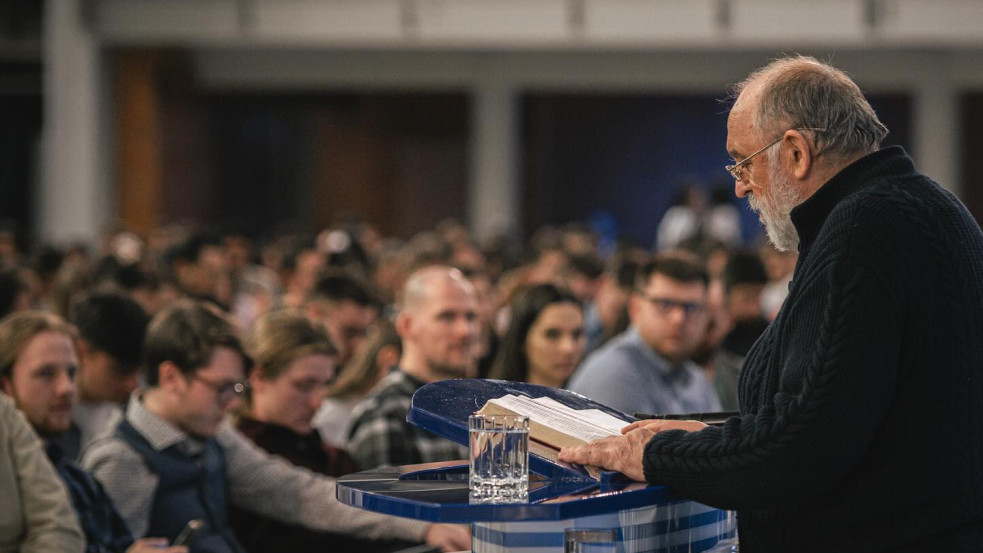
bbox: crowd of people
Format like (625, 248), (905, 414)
(0, 207), (789, 552)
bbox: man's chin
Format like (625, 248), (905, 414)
(430, 362), (471, 380)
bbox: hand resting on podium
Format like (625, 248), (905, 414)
(557, 419), (707, 482)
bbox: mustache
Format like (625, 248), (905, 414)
(748, 195), (761, 214)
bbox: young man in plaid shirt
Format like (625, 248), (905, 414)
(347, 266), (478, 470)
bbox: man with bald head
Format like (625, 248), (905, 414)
(560, 56), (983, 551)
(347, 266), (478, 470)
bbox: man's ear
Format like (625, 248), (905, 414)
(157, 361), (187, 392)
(785, 130), (814, 181)
(395, 310), (413, 340)
(0, 376), (13, 397)
(375, 345), (400, 374)
(248, 367), (267, 392)
(76, 339), (91, 358)
(627, 293), (641, 323)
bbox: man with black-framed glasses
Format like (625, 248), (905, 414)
(82, 300), (468, 553)
(568, 251), (721, 416)
(560, 55), (983, 552)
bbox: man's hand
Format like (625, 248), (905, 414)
(126, 537), (188, 553)
(557, 420), (708, 482)
(557, 427), (654, 481)
(424, 523), (471, 552)
(620, 419), (707, 434)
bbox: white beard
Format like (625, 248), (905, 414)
(748, 153), (802, 252)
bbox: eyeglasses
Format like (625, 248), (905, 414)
(191, 374), (249, 403)
(725, 128), (825, 182)
(636, 291), (705, 318)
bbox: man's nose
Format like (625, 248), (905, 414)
(665, 305), (689, 326)
(734, 178), (751, 198)
(57, 370), (76, 397)
(225, 395), (242, 413)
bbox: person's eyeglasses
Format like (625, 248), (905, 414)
(725, 128), (825, 182)
(191, 374), (249, 403)
(636, 291), (705, 318)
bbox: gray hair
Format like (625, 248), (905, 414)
(732, 55), (888, 163)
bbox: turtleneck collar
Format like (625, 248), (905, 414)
(790, 146), (915, 254)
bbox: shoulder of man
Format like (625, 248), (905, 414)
(349, 372), (413, 420)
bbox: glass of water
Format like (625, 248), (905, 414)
(468, 414), (530, 503)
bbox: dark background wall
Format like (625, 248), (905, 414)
(522, 93), (913, 248)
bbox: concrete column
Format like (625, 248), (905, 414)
(469, 81), (521, 243)
(912, 76), (960, 196)
(40, 0), (108, 245)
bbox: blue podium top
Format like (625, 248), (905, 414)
(335, 379), (683, 522)
(407, 379), (636, 482)
(336, 460), (675, 522)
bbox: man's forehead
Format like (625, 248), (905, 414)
(643, 273), (706, 295)
(726, 105), (754, 157)
(200, 346), (246, 377)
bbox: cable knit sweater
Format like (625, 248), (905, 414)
(641, 147), (983, 552)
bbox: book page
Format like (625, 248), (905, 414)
(485, 394), (631, 443)
(531, 396), (631, 435)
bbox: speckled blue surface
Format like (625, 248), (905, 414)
(336, 379), (687, 522)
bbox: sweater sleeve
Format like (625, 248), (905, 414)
(219, 423), (429, 542)
(641, 254), (902, 510)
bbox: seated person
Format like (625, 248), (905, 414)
(82, 300), (468, 553)
(347, 266), (477, 470)
(232, 311), (413, 553)
(0, 392), (83, 552)
(313, 320), (401, 448)
(567, 252), (720, 416)
(489, 283), (586, 388)
(0, 311), (179, 553)
(69, 292), (150, 456)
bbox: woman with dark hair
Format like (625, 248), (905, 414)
(489, 283), (586, 388)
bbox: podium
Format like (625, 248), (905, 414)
(336, 379), (736, 552)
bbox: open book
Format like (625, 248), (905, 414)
(476, 394), (633, 479)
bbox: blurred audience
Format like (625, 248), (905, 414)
(303, 271), (379, 369)
(81, 300), (466, 552)
(583, 252), (640, 355)
(314, 321), (402, 448)
(68, 292), (150, 456)
(712, 251), (771, 411)
(0, 311), (181, 553)
(0, 209), (776, 552)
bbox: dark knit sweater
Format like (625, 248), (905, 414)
(641, 147), (983, 552)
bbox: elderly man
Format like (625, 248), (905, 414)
(347, 265), (478, 470)
(560, 56), (983, 551)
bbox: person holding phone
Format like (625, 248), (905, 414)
(81, 300), (468, 553)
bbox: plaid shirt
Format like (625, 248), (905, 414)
(46, 442), (134, 553)
(346, 370), (468, 471)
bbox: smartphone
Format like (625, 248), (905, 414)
(173, 519), (205, 546)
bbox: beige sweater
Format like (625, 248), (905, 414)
(0, 394), (83, 553)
